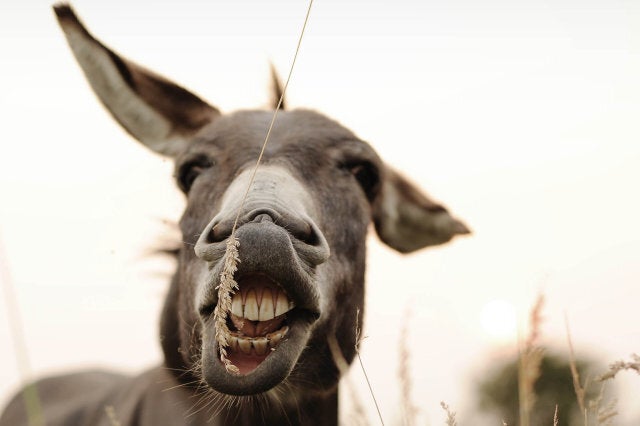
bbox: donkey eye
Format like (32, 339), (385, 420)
(342, 160), (380, 201)
(177, 156), (214, 193)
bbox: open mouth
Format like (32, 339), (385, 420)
(198, 220), (326, 395)
(222, 274), (294, 375)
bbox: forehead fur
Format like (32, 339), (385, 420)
(193, 109), (358, 150)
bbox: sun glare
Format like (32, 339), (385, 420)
(480, 299), (517, 341)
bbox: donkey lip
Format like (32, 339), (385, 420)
(198, 224), (322, 394)
(201, 312), (313, 396)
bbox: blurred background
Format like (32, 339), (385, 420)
(1, 0), (639, 424)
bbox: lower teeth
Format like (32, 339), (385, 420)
(226, 326), (289, 356)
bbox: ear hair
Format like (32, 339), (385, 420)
(270, 64), (286, 111)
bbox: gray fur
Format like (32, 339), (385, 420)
(0, 4), (469, 426)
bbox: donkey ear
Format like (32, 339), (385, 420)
(373, 167), (470, 253)
(53, 4), (219, 157)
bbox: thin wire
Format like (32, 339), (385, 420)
(230, 0), (314, 235)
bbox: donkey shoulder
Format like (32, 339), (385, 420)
(0, 367), (206, 426)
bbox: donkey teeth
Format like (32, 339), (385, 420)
(237, 338), (252, 355)
(269, 326), (289, 347)
(231, 294), (243, 317)
(244, 289), (260, 321)
(275, 291), (291, 317)
(258, 291), (274, 321)
(230, 289), (295, 320)
(267, 328), (284, 347)
(229, 335), (239, 352)
(253, 337), (268, 355)
(224, 326), (289, 355)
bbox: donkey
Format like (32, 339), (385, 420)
(1, 4), (469, 425)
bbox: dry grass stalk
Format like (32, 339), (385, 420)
(517, 345), (544, 426)
(104, 405), (121, 426)
(214, 237), (241, 374)
(397, 311), (418, 426)
(353, 309), (385, 426)
(564, 317), (620, 426)
(553, 404), (558, 426)
(211, 0), (314, 376)
(564, 316), (586, 413)
(517, 294), (545, 426)
(0, 236), (45, 426)
(596, 399), (618, 425)
(440, 401), (457, 426)
(577, 382), (605, 426)
(20, 384), (44, 426)
(326, 334), (370, 426)
(598, 353), (640, 381)
(524, 295), (544, 350)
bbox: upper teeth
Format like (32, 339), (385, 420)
(230, 287), (294, 321)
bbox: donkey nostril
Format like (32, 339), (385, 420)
(301, 227), (319, 246)
(206, 222), (229, 244)
(288, 221), (319, 246)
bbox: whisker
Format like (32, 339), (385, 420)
(161, 379), (202, 392)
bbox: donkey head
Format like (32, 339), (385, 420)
(55, 4), (469, 398)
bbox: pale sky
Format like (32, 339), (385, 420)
(1, 0), (639, 424)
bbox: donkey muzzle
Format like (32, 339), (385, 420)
(193, 165), (331, 394)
